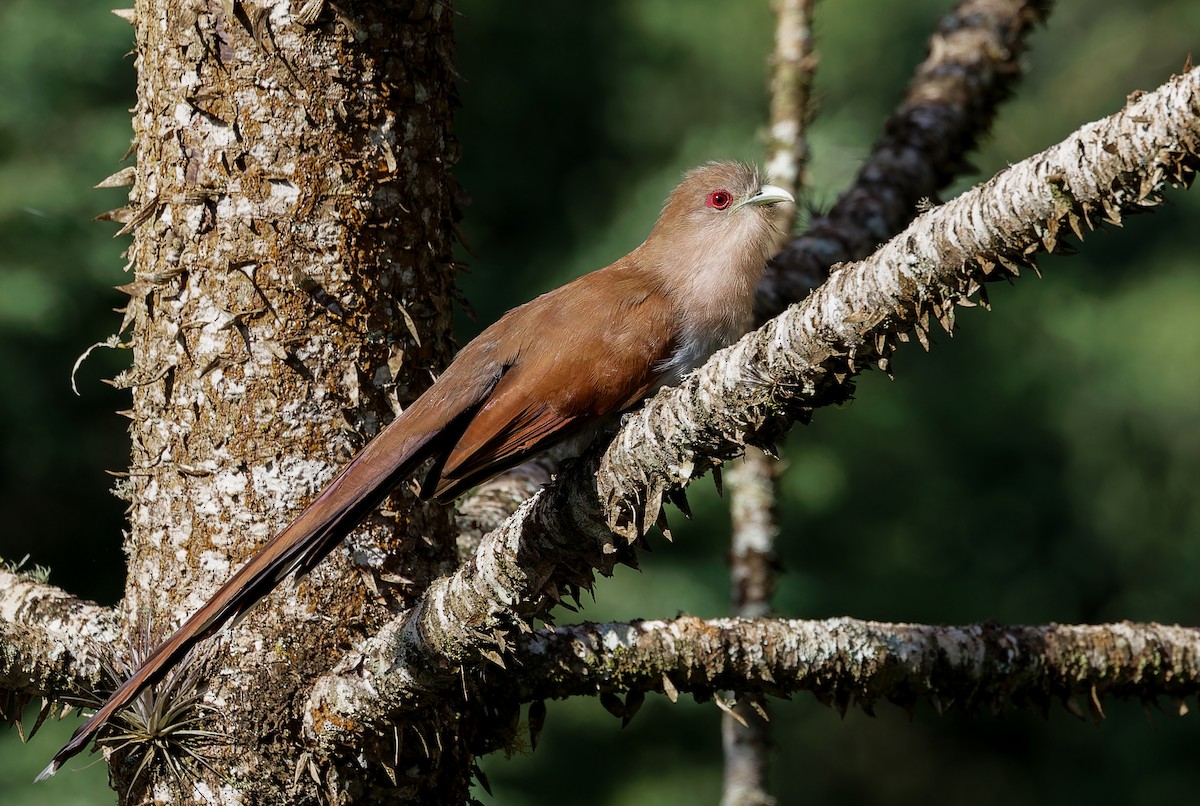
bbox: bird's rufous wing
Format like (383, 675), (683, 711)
(428, 264), (681, 500)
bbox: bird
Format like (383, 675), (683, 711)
(40, 161), (793, 779)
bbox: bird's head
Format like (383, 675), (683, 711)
(648, 161), (794, 261)
(640, 161), (793, 311)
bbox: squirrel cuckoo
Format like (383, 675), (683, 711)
(41, 161), (792, 779)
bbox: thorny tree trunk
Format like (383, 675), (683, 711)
(110, 0), (463, 801)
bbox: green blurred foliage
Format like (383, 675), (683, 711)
(1, 713), (109, 804)
(3, 0), (1200, 803)
(0, 0), (133, 609)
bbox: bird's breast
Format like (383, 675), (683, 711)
(654, 323), (737, 389)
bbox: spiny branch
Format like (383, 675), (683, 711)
(597, 64), (1200, 542)
(0, 568), (118, 735)
(452, 0), (1053, 541)
(757, 0), (1054, 320)
(501, 617), (1200, 720)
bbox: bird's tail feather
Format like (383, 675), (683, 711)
(37, 425), (438, 781)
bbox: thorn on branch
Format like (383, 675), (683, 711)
(600, 690), (625, 719)
(527, 700), (546, 750)
(622, 690), (645, 728)
(662, 674), (680, 704)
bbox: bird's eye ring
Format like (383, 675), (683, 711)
(706, 189), (733, 210)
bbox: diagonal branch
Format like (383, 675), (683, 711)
(595, 64), (1200, 540)
(757, 0), (1053, 320)
(453, 0), (1050, 539)
(305, 67), (1200, 747)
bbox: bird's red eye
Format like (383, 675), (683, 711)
(706, 189), (733, 210)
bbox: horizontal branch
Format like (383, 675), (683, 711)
(506, 617), (1200, 717)
(307, 66), (1200, 746)
(0, 569), (117, 729)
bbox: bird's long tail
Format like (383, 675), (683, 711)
(38, 421), (442, 781)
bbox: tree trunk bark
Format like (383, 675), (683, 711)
(113, 0), (464, 800)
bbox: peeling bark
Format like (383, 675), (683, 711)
(9, 1), (1198, 800)
(454, 457), (556, 560)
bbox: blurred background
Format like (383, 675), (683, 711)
(3, 0), (1199, 803)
